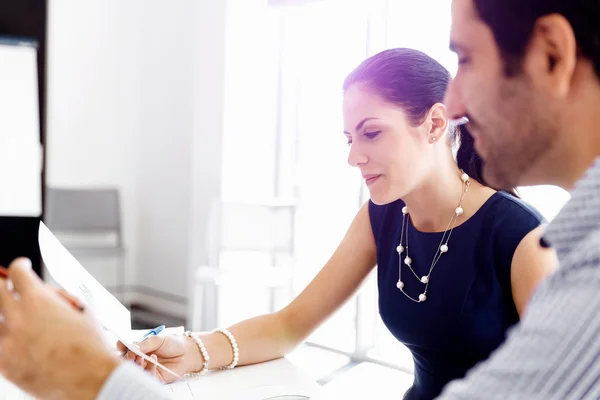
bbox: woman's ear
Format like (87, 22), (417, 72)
(426, 103), (449, 144)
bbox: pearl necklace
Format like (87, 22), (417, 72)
(395, 172), (471, 303)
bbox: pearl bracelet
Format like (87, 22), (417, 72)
(213, 328), (239, 370)
(184, 331), (210, 376)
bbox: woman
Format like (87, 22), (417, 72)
(123, 48), (556, 399)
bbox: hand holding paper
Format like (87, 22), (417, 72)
(0, 258), (120, 400)
(1, 265), (85, 312)
(38, 222), (181, 380)
(118, 333), (200, 384)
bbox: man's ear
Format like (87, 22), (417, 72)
(524, 14), (577, 98)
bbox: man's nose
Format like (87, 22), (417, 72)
(445, 78), (467, 121)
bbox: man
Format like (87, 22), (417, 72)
(0, 258), (173, 400)
(439, 0), (600, 398)
(2, 0), (600, 398)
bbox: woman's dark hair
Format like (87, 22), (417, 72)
(343, 48), (516, 194)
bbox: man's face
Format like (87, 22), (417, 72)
(445, 0), (558, 188)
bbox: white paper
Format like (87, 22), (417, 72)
(111, 329), (181, 380)
(38, 222), (180, 379)
(39, 221), (131, 333)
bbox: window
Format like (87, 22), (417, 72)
(518, 185), (570, 221)
(274, 0), (369, 353)
(222, 0), (570, 381)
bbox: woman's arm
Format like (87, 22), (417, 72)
(181, 202), (378, 371)
(510, 225), (558, 316)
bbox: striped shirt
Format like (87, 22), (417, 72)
(97, 362), (173, 400)
(439, 158), (600, 399)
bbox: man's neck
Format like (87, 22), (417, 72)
(554, 105), (600, 190)
(556, 70), (600, 190)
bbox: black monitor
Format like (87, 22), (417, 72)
(0, 0), (47, 277)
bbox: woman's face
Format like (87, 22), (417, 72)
(343, 84), (432, 205)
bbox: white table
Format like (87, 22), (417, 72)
(164, 357), (325, 400)
(1, 358), (325, 400)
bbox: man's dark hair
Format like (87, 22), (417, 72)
(474, 0), (600, 78)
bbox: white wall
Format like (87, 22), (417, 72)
(46, 0), (228, 318)
(221, 0), (279, 201)
(133, 2), (195, 314)
(135, 0), (227, 317)
(46, 0), (144, 288)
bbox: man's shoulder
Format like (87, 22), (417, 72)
(528, 229), (600, 309)
(557, 229), (600, 272)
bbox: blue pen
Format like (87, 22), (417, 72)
(139, 325), (165, 343)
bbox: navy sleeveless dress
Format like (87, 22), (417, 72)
(370, 191), (544, 400)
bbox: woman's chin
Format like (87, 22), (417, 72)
(368, 190), (392, 206)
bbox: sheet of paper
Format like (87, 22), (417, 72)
(38, 222), (177, 378)
(38, 221), (131, 333)
(111, 329), (181, 380)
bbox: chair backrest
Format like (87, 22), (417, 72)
(45, 188), (122, 245)
(207, 198), (296, 265)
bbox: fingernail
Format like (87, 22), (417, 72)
(18, 258), (32, 269)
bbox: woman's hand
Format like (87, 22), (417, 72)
(118, 334), (203, 384)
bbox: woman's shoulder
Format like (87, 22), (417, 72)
(477, 191), (545, 255)
(484, 191), (546, 225)
(476, 191), (546, 295)
(368, 198), (405, 239)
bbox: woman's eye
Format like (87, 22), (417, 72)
(364, 131), (381, 139)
